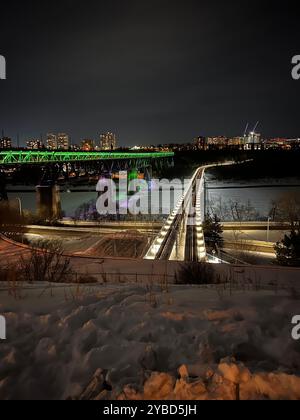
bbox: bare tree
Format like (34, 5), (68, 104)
(209, 197), (259, 222)
(273, 193), (300, 266)
(228, 199), (259, 222)
(271, 192), (300, 230)
(18, 240), (72, 283)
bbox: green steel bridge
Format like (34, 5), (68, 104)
(0, 150), (174, 165)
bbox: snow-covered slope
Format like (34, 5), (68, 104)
(0, 284), (299, 400)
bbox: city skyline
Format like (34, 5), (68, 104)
(1, 1), (300, 403)
(1, 130), (300, 152)
(1, 1), (300, 147)
(1, 120), (300, 150)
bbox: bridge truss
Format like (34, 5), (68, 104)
(0, 151), (174, 165)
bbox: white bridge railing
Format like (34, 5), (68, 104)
(144, 161), (238, 261)
(145, 167), (207, 261)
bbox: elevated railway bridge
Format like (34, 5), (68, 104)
(0, 150), (174, 216)
(0, 151), (174, 181)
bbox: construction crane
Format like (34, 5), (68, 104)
(252, 121), (260, 134)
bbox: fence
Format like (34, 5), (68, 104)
(64, 271), (176, 285)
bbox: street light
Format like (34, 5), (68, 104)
(267, 217), (271, 242)
(15, 197), (22, 217)
(13, 197), (23, 244)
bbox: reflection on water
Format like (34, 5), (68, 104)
(8, 191), (97, 217)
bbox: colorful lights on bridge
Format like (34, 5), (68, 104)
(0, 151), (174, 165)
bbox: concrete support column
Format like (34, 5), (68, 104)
(36, 185), (61, 219)
(0, 172), (8, 201)
(144, 165), (153, 182)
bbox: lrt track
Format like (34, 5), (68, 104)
(146, 163), (234, 261)
(185, 185), (197, 261)
(155, 213), (182, 260)
(157, 167), (203, 261)
(185, 168), (204, 262)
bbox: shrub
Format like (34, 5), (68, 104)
(275, 230), (300, 267)
(203, 214), (224, 251)
(76, 275), (98, 284)
(18, 240), (72, 283)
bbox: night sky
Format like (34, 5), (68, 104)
(0, 0), (299, 146)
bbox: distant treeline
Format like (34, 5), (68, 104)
(159, 149), (250, 179)
(158, 150), (300, 180)
(207, 150), (300, 180)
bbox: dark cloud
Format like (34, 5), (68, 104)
(0, 0), (299, 146)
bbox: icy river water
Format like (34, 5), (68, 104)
(206, 180), (300, 220)
(7, 177), (300, 220)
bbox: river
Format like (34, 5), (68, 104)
(7, 177), (300, 220)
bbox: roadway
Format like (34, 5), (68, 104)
(221, 222), (290, 255)
(223, 229), (289, 244)
(22, 222), (161, 237)
(222, 221), (291, 230)
(0, 233), (182, 284)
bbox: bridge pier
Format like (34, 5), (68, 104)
(143, 165), (153, 182)
(0, 171), (7, 201)
(36, 185), (62, 219)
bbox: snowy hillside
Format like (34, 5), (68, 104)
(0, 283), (300, 400)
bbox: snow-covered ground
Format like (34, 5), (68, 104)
(0, 283), (300, 400)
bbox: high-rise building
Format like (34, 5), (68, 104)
(46, 133), (70, 150)
(228, 137), (245, 147)
(194, 136), (206, 150)
(0, 137), (12, 149)
(206, 136), (228, 148)
(81, 139), (95, 151)
(245, 132), (261, 150)
(57, 133), (70, 150)
(70, 144), (80, 151)
(47, 133), (57, 150)
(26, 139), (43, 150)
(100, 132), (117, 151)
(246, 131), (261, 144)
